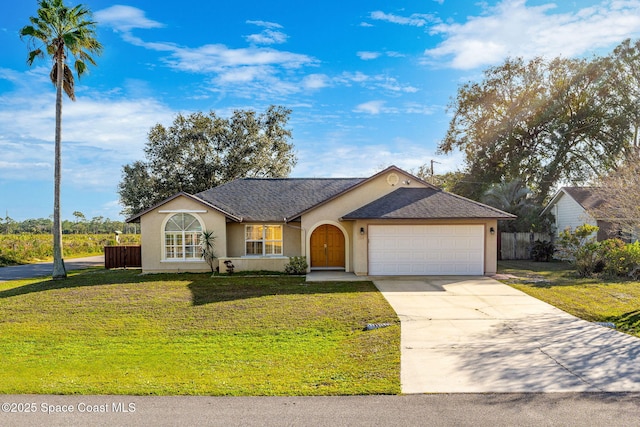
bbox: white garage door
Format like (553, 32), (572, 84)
(368, 225), (484, 275)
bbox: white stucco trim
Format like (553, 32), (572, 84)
(306, 220), (350, 273)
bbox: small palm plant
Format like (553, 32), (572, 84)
(200, 230), (217, 274)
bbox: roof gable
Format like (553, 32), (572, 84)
(342, 187), (516, 220)
(562, 187), (605, 211)
(126, 192), (241, 223)
(542, 187), (605, 216)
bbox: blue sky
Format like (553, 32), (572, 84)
(2, 0), (640, 221)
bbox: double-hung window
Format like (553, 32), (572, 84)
(164, 213), (203, 261)
(245, 225), (283, 256)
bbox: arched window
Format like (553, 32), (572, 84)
(164, 213), (203, 260)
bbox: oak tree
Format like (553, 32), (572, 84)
(437, 55), (631, 204)
(119, 106), (296, 217)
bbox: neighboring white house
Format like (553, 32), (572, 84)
(542, 187), (635, 242)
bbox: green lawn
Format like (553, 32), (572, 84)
(0, 270), (400, 395)
(499, 260), (640, 338)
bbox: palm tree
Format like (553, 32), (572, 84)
(481, 180), (543, 232)
(20, 0), (101, 279)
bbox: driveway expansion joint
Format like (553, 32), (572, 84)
(537, 346), (603, 391)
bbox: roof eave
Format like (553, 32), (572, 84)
(341, 215), (517, 221)
(125, 192), (243, 223)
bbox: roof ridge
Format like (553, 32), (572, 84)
(239, 177), (367, 180)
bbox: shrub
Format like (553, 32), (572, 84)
(556, 224), (601, 277)
(531, 240), (554, 262)
(284, 256), (308, 275)
(602, 240), (640, 279)
(200, 230), (217, 273)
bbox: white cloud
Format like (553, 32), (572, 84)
(357, 51), (381, 60)
(336, 72), (418, 94)
(97, 6), (315, 98)
(294, 138), (459, 179)
(0, 73), (175, 189)
(94, 5), (164, 33)
(246, 20), (283, 29)
(302, 74), (330, 89)
(245, 29), (288, 45)
(426, 0), (640, 70)
(370, 10), (436, 27)
(165, 44), (316, 72)
(353, 100), (434, 116)
(245, 20), (288, 45)
(354, 100), (386, 114)
(378, 79), (418, 93)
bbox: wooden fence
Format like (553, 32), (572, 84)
(104, 245), (142, 269)
(500, 232), (551, 260)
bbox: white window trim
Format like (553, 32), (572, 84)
(161, 212), (206, 262)
(244, 224), (283, 257)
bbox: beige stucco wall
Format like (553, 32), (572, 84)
(139, 196), (227, 273)
(217, 257), (290, 273)
(301, 169), (430, 273)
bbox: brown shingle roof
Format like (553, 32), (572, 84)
(126, 166), (515, 223)
(195, 178), (365, 222)
(561, 187), (606, 211)
(342, 187), (516, 220)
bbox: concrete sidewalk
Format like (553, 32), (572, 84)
(0, 255), (104, 282)
(373, 276), (640, 393)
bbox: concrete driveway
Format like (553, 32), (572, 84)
(372, 276), (640, 393)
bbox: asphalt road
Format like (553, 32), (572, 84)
(0, 256), (104, 281)
(1, 393), (639, 427)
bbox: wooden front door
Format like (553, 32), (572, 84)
(310, 224), (345, 268)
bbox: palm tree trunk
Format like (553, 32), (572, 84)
(52, 54), (66, 279)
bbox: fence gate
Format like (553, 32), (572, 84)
(104, 245), (142, 269)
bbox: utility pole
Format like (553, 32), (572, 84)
(430, 159), (441, 176)
(430, 160), (441, 184)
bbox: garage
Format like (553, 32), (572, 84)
(368, 225), (485, 275)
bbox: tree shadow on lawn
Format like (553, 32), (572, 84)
(188, 279), (378, 306)
(0, 269), (160, 299)
(607, 309), (640, 335)
(0, 269), (379, 307)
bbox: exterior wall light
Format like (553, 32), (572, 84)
(360, 227), (365, 235)
(489, 227), (495, 235)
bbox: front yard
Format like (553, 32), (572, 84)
(499, 260), (640, 338)
(0, 270), (400, 395)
